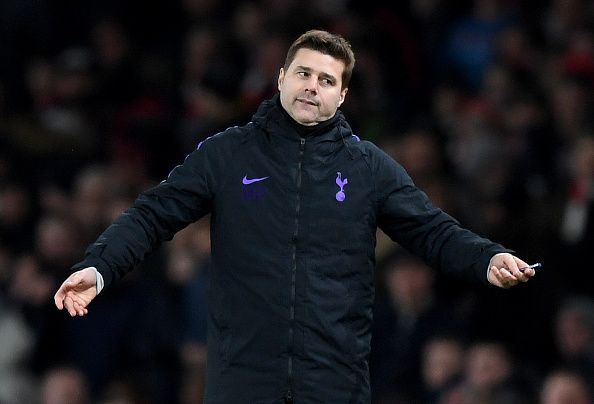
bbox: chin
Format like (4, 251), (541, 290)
(299, 119), (318, 126)
(294, 113), (318, 126)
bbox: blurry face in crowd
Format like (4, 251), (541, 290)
(555, 309), (593, 357)
(465, 343), (512, 390)
(422, 338), (464, 390)
(278, 48), (348, 126)
(540, 371), (591, 404)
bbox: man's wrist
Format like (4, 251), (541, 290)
(90, 267), (104, 294)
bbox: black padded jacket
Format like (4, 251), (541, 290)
(73, 95), (508, 403)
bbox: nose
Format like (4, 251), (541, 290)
(304, 76), (318, 94)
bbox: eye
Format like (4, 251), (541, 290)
(297, 71), (309, 78)
(320, 78), (333, 86)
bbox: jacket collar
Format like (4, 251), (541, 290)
(251, 94), (352, 144)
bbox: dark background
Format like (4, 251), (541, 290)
(0, 0), (592, 403)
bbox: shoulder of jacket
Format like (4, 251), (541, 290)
(349, 137), (409, 179)
(346, 136), (386, 160)
(195, 122), (257, 152)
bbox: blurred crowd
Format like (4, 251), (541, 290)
(0, 0), (593, 403)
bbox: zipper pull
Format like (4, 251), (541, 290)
(285, 389), (293, 403)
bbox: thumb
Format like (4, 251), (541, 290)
(54, 281), (68, 309)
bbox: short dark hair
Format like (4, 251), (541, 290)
(283, 30), (355, 90)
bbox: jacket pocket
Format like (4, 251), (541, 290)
(218, 326), (232, 363)
(304, 256), (373, 365)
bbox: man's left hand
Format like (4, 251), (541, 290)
(487, 253), (536, 288)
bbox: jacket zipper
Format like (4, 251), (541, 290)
(287, 137), (305, 402)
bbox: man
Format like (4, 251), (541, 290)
(55, 30), (536, 403)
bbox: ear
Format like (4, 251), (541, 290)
(337, 88), (348, 107)
(277, 68), (285, 91)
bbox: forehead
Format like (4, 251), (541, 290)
(288, 48), (345, 78)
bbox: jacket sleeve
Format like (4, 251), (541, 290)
(373, 146), (511, 284)
(71, 142), (218, 288)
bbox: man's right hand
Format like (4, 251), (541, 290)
(54, 267), (98, 317)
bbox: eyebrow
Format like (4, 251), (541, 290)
(294, 65), (337, 84)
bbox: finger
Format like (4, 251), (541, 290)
(523, 268), (536, 277)
(502, 255), (521, 277)
(74, 301), (86, 316)
(66, 291), (89, 310)
(54, 288), (66, 310)
(54, 274), (79, 309)
(64, 292), (88, 317)
(492, 266), (518, 288)
(70, 298), (82, 316)
(488, 266), (504, 288)
(517, 269), (532, 282)
(63, 295), (77, 317)
(515, 257), (530, 269)
(512, 257), (532, 282)
(497, 265), (517, 282)
(75, 300), (88, 316)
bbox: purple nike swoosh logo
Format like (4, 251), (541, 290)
(242, 175), (269, 185)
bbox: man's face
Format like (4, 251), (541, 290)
(278, 48), (348, 126)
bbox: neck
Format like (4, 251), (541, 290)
(276, 97), (338, 137)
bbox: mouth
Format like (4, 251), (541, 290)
(296, 97), (318, 107)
